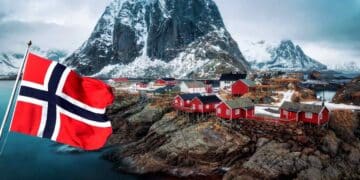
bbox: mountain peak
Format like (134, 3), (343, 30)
(240, 40), (327, 71)
(64, 0), (249, 78)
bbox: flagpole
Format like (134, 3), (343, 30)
(0, 41), (32, 139)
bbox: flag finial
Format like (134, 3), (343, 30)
(27, 40), (32, 47)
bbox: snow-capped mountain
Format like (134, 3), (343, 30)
(0, 47), (67, 78)
(329, 61), (360, 73)
(64, 0), (249, 79)
(238, 40), (327, 71)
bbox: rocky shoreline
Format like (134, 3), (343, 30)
(104, 93), (360, 179)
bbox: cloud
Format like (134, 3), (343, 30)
(0, 0), (111, 52)
(0, 20), (88, 52)
(0, 0), (359, 66)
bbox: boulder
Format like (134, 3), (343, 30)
(307, 155), (322, 169)
(321, 130), (341, 156)
(256, 137), (270, 148)
(348, 147), (360, 164)
(296, 167), (321, 180)
(155, 122), (251, 162)
(242, 141), (308, 178)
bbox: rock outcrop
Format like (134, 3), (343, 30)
(333, 76), (360, 105)
(104, 94), (360, 179)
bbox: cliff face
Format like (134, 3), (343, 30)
(104, 94), (360, 179)
(64, 0), (249, 79)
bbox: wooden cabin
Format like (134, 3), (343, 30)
(179, 81), (206, 94)
(216, 98), (254, 120)
(279, 101), (300, 121)
(190, 95), (221, 113)
(280, 101), (330, 125)
(219, 73), (247, 90)
(173, 93), (201, 110)
(299, 104), (329, 125)
(155, 78), (176, 86)
(231, 79), (256, 96)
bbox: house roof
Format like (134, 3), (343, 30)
(183, 81), (206, 88)
(280, 101), (301, 112)
(240, 79), (256, 87)
(224, 98), (254, 109)
(179, 93), (201, 100)
(300, 104), (325, 114)
(196, 95), (221, 104)
(280, 101), (325, 113)
(219, 73), (247, 81)
(160, 77), (175, 81)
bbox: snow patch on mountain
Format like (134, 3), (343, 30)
(238, 40), (277, 63)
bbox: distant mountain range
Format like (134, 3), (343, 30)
(328, 61), (360, 73)
(238, 40), (327, 71)
(63, 0), (249, 79)
(0, 47), (67, 79)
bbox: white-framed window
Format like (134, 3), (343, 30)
(206, 105), (210, 109)
(305, 112), (312, 119)
(319, 113), (323, 119)
(217, 108), (221, 114)
(175, 99), (178, 103)
(198, 104), (203, 109)
(235, 109), (240, 115)
(226, 109), (230, 115)
(187, 100), (190, 104)
(192, 104), (196, 110)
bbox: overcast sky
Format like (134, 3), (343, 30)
(0, 0), (359, 66)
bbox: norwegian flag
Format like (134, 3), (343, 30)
(10, 53), (114, 150)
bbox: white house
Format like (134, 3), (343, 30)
(180, 81), (207, 94)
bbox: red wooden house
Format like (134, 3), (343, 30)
(231, 79), (256, 96)
(280, 101), (330, 125)
(155, 78), (176, 86)
(279, 101), (300, 121)
(190, 95), (221, 113)
(299, 104), (329, 125)
(173, 93), (200, 111)
(216, 98), (255, 120)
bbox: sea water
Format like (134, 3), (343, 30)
(316, 90), (337, 102)
(0, 81), (137, 180)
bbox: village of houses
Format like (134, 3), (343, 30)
(106, 72), (360, 128)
